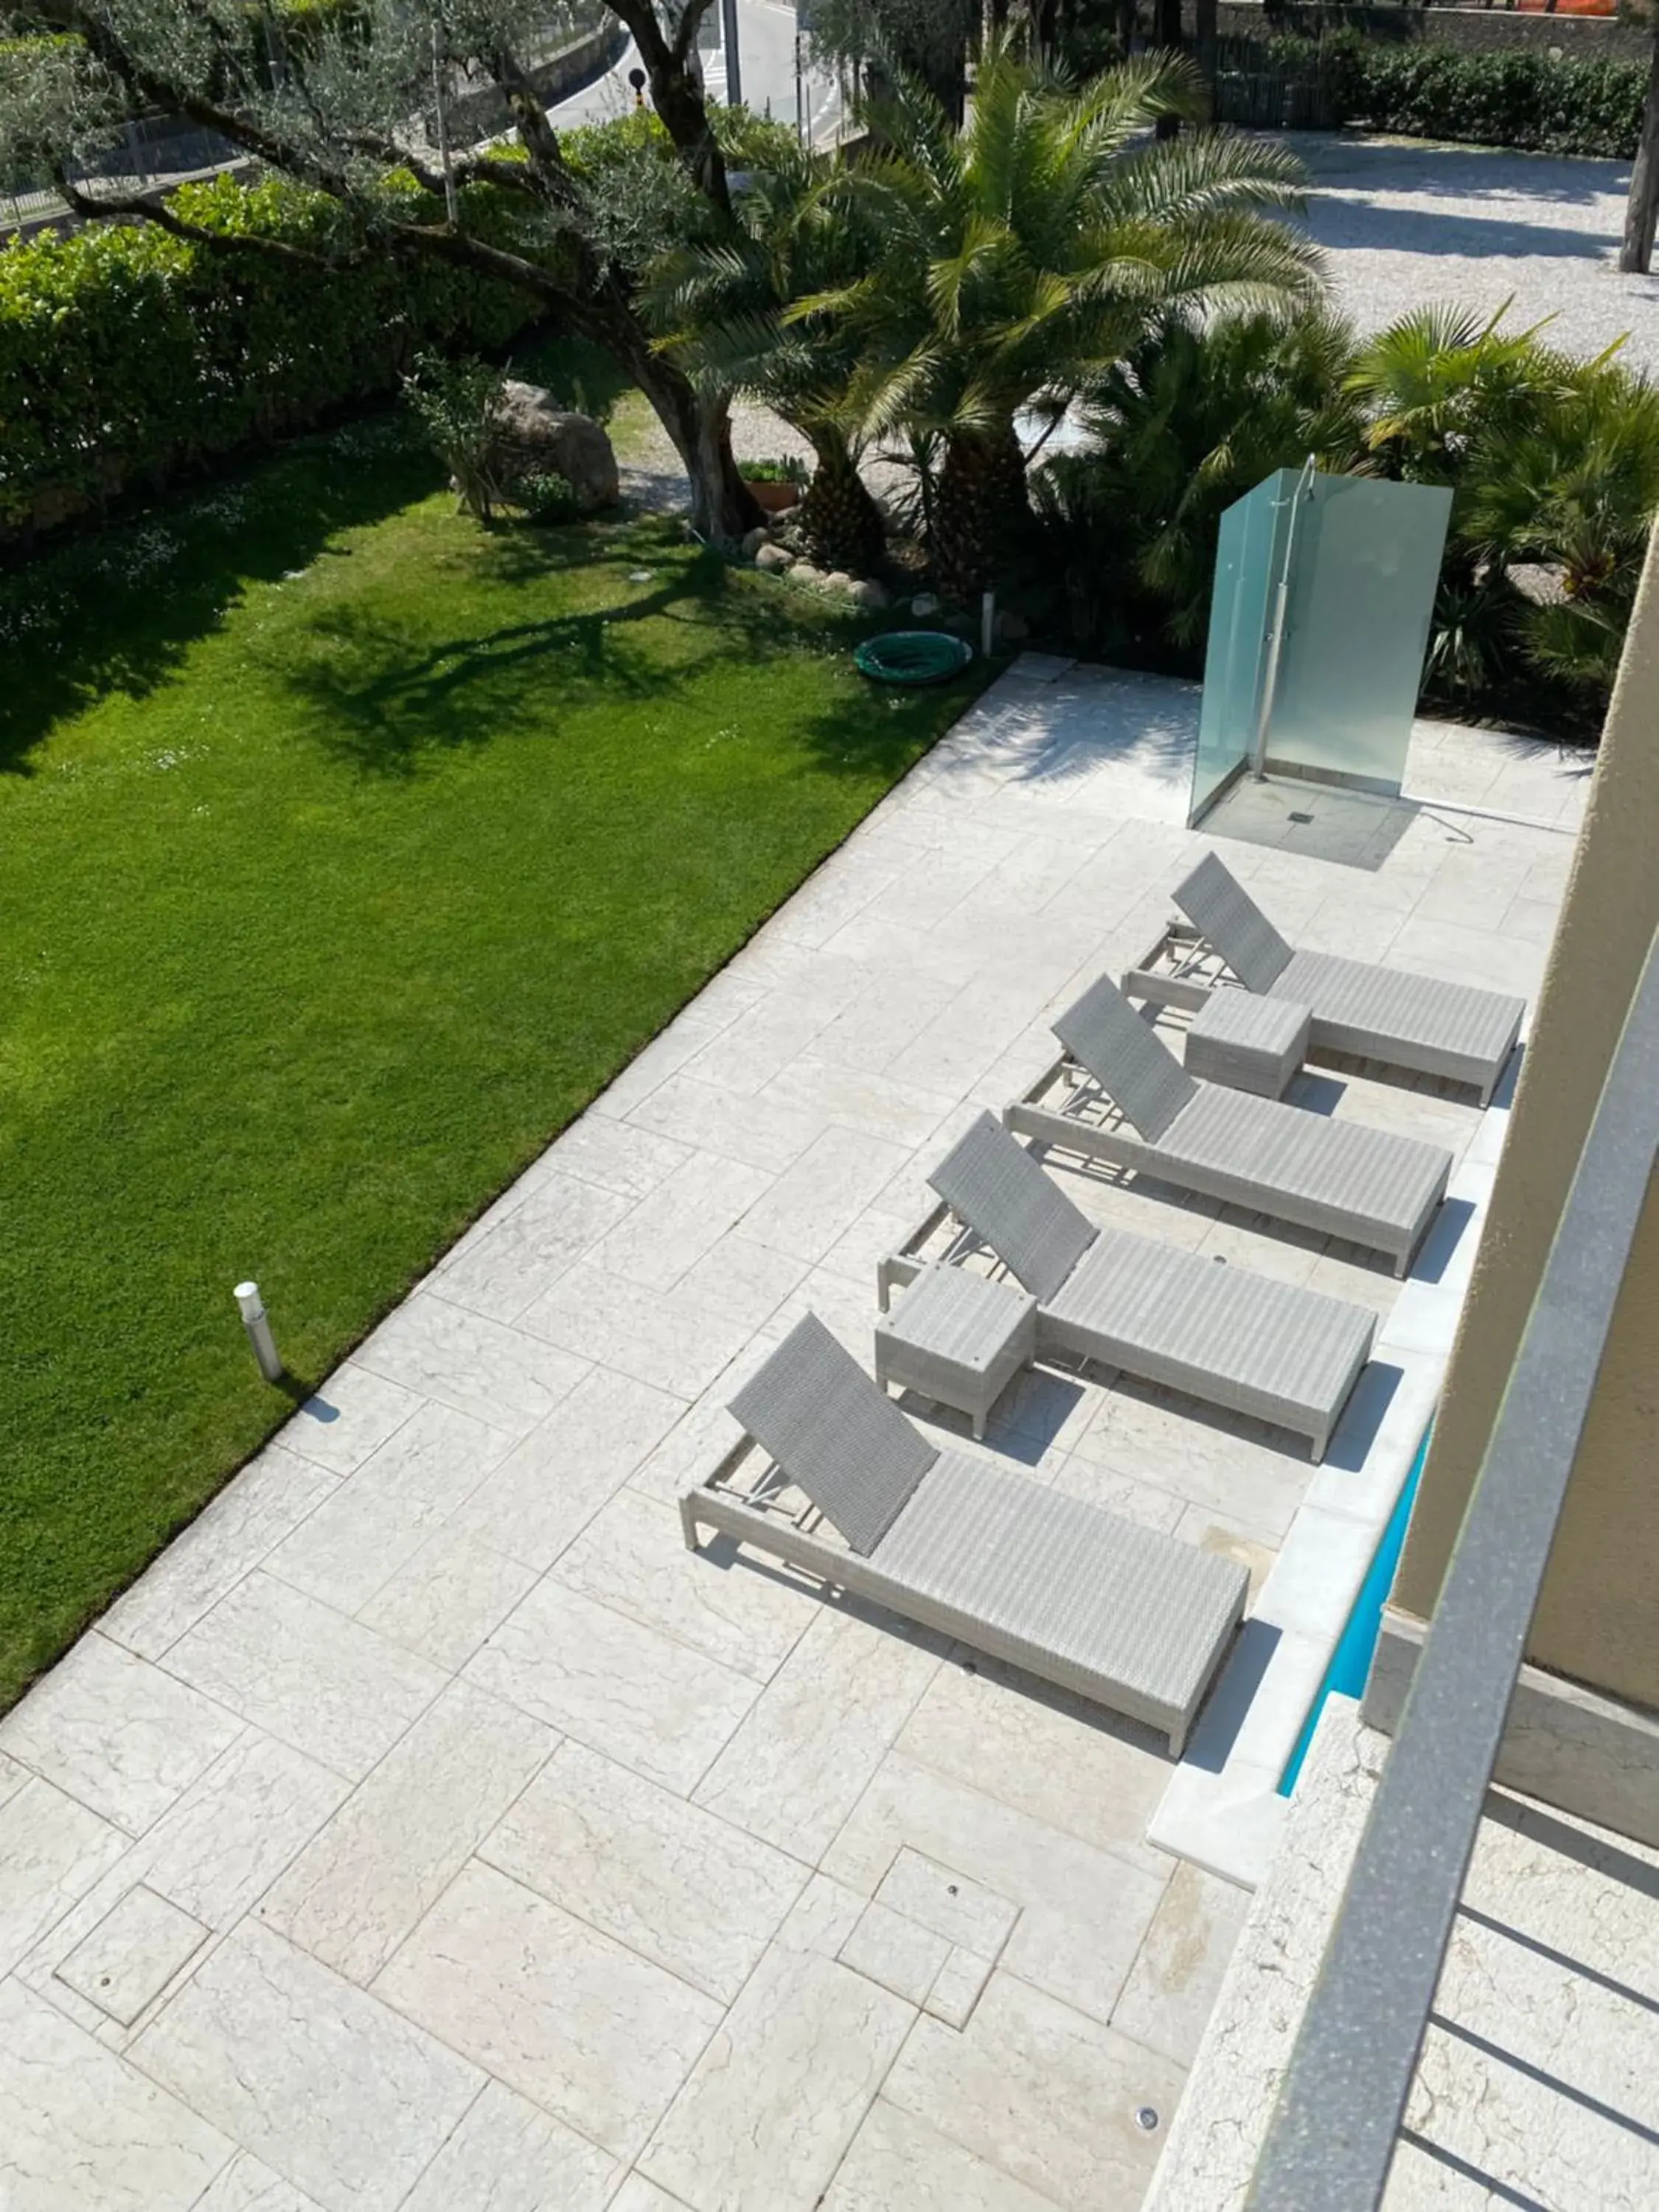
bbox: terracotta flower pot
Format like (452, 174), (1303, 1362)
(742, 477), (802, 515)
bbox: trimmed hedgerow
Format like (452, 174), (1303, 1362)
(0, 172), (541, 538)
(1264, 32), (1648, 160)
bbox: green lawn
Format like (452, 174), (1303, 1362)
(0, 414), (984, 1707)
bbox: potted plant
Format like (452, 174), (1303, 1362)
(739, 456), (808, 515)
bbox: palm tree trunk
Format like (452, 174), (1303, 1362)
(933, 425), (1030, 603)
(797, 433), (886, 574)
(1621, 27), (1659, 275)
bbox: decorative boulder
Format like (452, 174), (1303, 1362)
(755, 543), (796, 573)
(487, 380), (619, 512)
(852, 579), (891, 611)
(791, 563), (827, 588)
(742, 526), (771, 560)
(823, 571), (856, 595)
(911, 592), (942, 618)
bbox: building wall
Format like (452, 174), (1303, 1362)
(1392, 526), (1659, 1709)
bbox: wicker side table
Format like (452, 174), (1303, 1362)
(874, 1265), (1037, 1439)
(1186, 990), (1311, 1100)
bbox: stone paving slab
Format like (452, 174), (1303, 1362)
(0, 671), (1588, 2209)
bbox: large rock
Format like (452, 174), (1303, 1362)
(852, 579), (891, 611)
(487, 380), (619, 512)
(742, 526), (771, 560)
(755, 543), (796, 574)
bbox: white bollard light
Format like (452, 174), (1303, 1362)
(234, 1280), (284, 1382)
(981, 590), (996, 658)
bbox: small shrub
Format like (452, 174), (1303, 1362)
(513, 470), (582, 525)
(740, 456), (809, 485)
(403, 352), (508, 521)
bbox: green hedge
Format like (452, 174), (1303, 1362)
(1267, 33), (1648, 159)
(0, 173), (540, 538)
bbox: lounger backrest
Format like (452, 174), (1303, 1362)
(1052, 973), (1197, 1142)
(927, 1110), (1096, 1303)
(1172, 852), (1293, 992)
(728, 1313), (937, 1556)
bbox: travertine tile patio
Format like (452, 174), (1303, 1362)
(0, 662), (1589, 2210)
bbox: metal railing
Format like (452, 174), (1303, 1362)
(1246, 925), (1659, 2211)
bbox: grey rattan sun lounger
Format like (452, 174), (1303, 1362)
(926, 1112), (1375, 1459)
(1172, 851), (1526, 1104)
(1005, 973), (1453, 1276)
(681, 1313), (1248, 1753)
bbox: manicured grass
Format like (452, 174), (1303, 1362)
(0, 416), (984, 1707)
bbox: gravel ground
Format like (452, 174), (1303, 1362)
(1296, 133), (1659, 372)
(616, 131), (1659, 515)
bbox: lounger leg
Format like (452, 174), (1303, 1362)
(678, 1495), (703, 1552)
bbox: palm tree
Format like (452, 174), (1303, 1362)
(647, 145), (890, 576)
(1346, 302), (1572, 487)
(1460, 359), (1659, 696)
(804, 38), (1321, 599)
(1349, 304), (1657, 706)
(1043, 303), (1366, 649)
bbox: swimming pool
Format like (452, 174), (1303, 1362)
(1277, 1425), (1431, 1798)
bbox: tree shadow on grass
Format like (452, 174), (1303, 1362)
(279, 524), (981, 784)
(0, 415), (439, 777)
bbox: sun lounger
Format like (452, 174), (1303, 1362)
(925, 1112), (1375, 1459)
(681, 1313), (1248, 1753)
(1172, 850), (1525, 1104)
(1005, 972), (1452, 1276)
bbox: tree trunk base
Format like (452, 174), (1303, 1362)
(934, 428), (1031, 605)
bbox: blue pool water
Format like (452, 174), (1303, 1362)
(1277, 1427), (1431, 1798)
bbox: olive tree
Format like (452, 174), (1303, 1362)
(0, 0), (765, 539)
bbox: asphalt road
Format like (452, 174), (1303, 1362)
(548, 0), (844, 145)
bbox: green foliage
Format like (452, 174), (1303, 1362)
(0, 170), (540, 538)
(557, 105), (804, 286)
(1029, 298), (1659, 731)
(1264, 31), (1648, 160)
(798, 38), (1320, 593)
(1035, 305), (1368, 651)
(514, 467), (582, 523)
(827, 42), (1321, 449)
(804, 0), (979, 113)
(645, 133), (891, 567)
(738, 457), (809, 484)
(402, 349), (509, 520)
